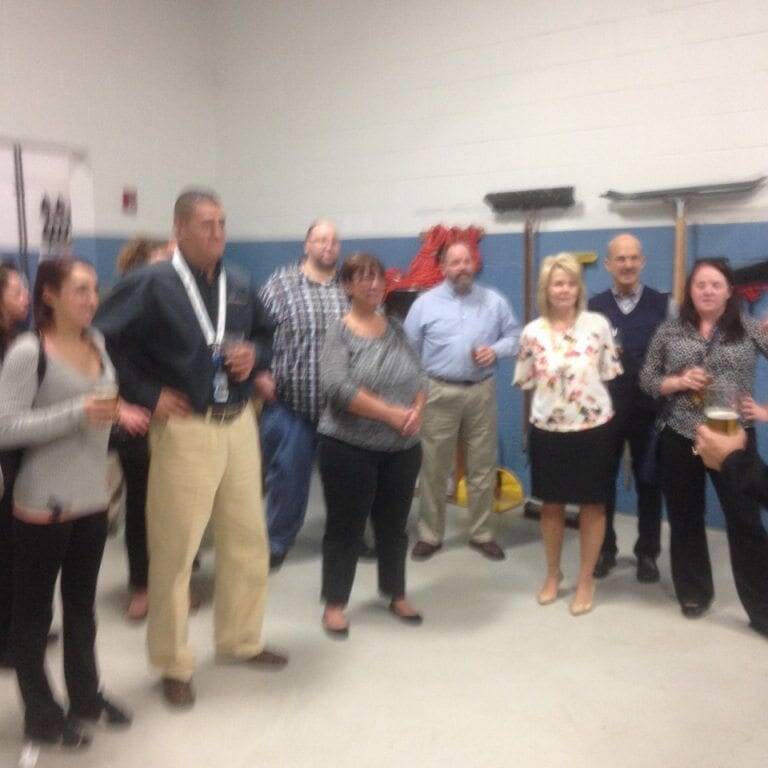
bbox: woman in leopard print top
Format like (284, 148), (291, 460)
(640, 258), (768, 637)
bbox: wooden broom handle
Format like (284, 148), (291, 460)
(673, 197), (687, 305)
(522, 218), (535, 447)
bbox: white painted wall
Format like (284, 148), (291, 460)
(1, 1), (766, 240)
(212, 0), (768, 239)
(0, 0), (218, 237)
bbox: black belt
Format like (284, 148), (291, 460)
(206, 403), (247, 423)
(429, 376), (490, 387)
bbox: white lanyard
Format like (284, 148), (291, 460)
(171, 248), (227, 347)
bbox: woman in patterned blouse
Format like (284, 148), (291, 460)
(640, 258), (768, 635)
(514, 253), (621, 616)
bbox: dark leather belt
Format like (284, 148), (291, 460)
(206, 403), (247, 423)
(430, 376), (489, 387)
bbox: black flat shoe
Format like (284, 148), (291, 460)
(593, 551), (616, 579)
(388, 603), (423, 625)
(636, 555), (660, 584)
(99, 695), (132, 726)
(681, 601), (711, 619)
(71, 693), (132, 727)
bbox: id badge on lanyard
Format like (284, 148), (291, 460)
(171, 249), (229, 402)
(211, 345), (229, 403)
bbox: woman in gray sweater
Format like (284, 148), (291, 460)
(0, 258), (148, 748)
(318, 253), (427, 638)
(0, 263), (30, 667)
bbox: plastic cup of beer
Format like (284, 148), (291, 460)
(93, 383), (119, 421)
(703, 383), (739, 435)
(691, 368), (713, 408)
(93, 383), (119, 409)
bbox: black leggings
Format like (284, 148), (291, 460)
(319, 437), (421, 606)
(12, 512), (108, 730)
(0, 451), (21, 660)
(660, 427), (768, 627)
(114, 432), (150, 590)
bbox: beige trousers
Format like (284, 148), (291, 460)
(417, 377), (497, 545)
(146, 403), (268, 681)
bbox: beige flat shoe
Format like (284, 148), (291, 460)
(537, 572), (564, 606)
(570, 585), (595, 616)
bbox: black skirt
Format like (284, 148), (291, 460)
(529, 419), (615, 505)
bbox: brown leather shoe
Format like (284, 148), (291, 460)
(469, 539), (506, 561)
(246, 648), (289, 668)
(162, 677), (195, 709)
(411, 540), (442, 560)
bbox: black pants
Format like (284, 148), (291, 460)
(0, 451), (21, 660)
(319, 437), (421, 605)
(660, 427), (768, 627)
(113, 432), (150, 589)
(12, 512), (108, 730)
(602, 402), (662, 559)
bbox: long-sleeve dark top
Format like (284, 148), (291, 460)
(94, 257), (274, 414)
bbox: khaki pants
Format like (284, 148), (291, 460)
(146, 403), (268, 681)
(417, 377), (497, 545)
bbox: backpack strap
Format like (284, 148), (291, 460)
(35, 331), (47, 386)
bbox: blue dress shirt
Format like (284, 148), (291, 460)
(403, 281), (520, 382)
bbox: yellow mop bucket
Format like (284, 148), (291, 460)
(455, 468), (524, 514)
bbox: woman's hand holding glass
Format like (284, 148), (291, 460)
(84, 394), (119, 426)
(84, 384), (119, 426)
(675, 366), (711, 393)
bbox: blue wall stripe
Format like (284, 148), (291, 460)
(76, 221), (768, 530)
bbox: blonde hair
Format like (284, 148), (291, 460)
(536, 252), (586, 319)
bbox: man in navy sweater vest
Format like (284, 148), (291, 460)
(588, 234), (668, 583)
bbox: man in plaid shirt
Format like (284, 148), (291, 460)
(256, 221), (348, 569)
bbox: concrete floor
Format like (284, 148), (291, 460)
(1, 477), (766, 768)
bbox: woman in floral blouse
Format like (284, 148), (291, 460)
(640, 258), (768, 635)
(514, 253), (621, 616)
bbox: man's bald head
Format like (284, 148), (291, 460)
(605, 233), (645, 295)
(608, 233), (643, 260)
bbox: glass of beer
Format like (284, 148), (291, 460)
(690, 367), (713, 408)
(703, 382), (740, 435)
(92, 383), (119, 422)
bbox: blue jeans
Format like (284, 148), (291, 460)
(260, 402), (318, 556)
